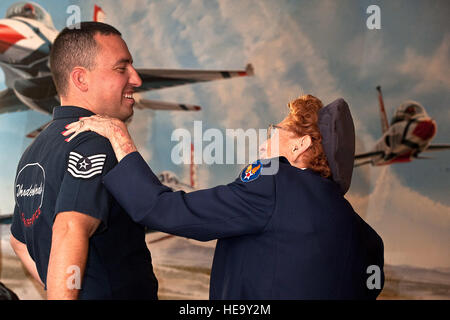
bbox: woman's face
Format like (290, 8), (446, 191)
(259, 116), (297, 160)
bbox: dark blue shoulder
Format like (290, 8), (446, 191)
(71, 132), (114, 155)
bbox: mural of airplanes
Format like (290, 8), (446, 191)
(354, 86), (450, 167)
(0, 2), (254, 138)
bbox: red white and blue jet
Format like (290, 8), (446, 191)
(0, 2), (254, 138)
(354, 86), (450, 167)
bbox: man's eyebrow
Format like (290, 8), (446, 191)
(114, 58), (133, 66)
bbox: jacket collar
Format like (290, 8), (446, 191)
(52, 106), (96, 120)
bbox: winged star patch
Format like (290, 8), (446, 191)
(240, 160), (262, 183)
(67, 151), (106, 179)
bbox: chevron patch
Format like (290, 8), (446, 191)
(67, 151), (106, 179)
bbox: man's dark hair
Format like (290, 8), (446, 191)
(50, 21), (122, 97)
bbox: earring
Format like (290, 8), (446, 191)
(292, 146), (298, 152)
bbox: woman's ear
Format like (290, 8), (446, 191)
(70, 67), (88, 92)
(291, 135), (312, 162)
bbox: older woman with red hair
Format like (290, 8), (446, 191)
(63, 95), (384, 299)
(259, 94), (331, 177)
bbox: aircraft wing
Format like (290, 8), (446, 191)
(23, 97), (198, 137)
(13, 75), (57, 114)
(0, 88), (29, 115)
(135, 63), (254, 92)
(135, 98), (201, 111)
(17, 98), (201, 138)
(0, 214), (13, 225)
(0, 86), (53, 138)
(423, 144), (450, 152)
(13, 76), (57, 137)
(26, 119), (53, 138)
(354, 151), (384, 167)
(354, 159), (373, 167)
(354, 150), (384, 159)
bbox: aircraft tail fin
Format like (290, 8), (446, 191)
(93, 5), (105, 22)
(376, 86), (389, 134)
(245, 63), (254, 76)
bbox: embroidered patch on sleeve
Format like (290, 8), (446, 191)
(67, 151), (106, 179)
(240, 160), (262, 182)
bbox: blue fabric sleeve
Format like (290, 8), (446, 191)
(10, 204), (25, 243)
(103, 152), (276, 241)
(54, 136), (116, 232)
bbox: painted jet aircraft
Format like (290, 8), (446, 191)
(354, 86), (450, 167)
(0, 2), (254, 138)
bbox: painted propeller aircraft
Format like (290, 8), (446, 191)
(354, 86), (450, 167)
(0, 2), (254, 138)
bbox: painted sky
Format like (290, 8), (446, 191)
(0, 0), (449, 269)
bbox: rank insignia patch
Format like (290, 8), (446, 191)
(240, 160), (262, 183)
(68, 151), (106, 179)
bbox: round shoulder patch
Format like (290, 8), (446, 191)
(240, 160), (262, 183)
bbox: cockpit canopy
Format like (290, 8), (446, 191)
(6, 2), (54, 29)
(391, 100), (428, 125)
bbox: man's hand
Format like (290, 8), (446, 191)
(46, 211), (100, 300)
(62, 115), (137, 162)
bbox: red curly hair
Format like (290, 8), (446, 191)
(284, 94), (331, 178)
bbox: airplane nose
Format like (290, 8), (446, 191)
(412, 119), (436, 140)
(0, 23), (25, 54)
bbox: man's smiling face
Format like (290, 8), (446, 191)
(85, 34), (142, 121)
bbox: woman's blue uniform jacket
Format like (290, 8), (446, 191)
(103, 152), (384, 299)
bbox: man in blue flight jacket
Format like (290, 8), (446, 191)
(65, 95), (384, 299)
(10, 22), (158, 299)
